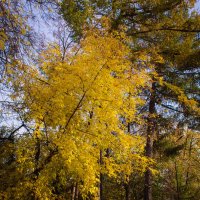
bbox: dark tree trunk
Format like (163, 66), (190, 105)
(99, 150), (103, 200)
(33, 136), (41, 199)
(124, 183), (130, 200)
(185, 136), (193, 187)
(175, 162), (180, 200)
(144, 82), (156, 200)
(125, 124), (131, 200)
(34, 136), (41, 179)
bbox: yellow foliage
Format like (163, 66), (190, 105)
(163, 82), (200, 115)
(10, 29), (151, 198)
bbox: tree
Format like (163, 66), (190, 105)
(60, 1), (200, 199)
(7, 28), (151, 199)
(1, 0), (199, 199)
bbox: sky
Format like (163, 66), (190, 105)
(196, 0), (200, 10)
(29, 1), (200, 44)
(1, 0), (200, 130)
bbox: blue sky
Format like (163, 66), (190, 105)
(29, 1), (200, 43)
(196, 0), (200, 10)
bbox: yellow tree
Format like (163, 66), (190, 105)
(7, 28), (153, 199)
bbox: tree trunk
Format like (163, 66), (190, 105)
(99, 150), (103, 200)
(175, 161), (180, 200)
(125, 124), (131, 200)
(185, 136), (193, 187)
(124, 183), (130, 200)
(33, 136), (41, 179)
(75, 183), (79, 200)
(71, 184), (76, 200)
(71, 182), (79, 200)
(144, 82), (156, 200)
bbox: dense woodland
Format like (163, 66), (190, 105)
(0, 0), (200, 199)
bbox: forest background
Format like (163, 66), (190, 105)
(0, 0), (200, 200)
